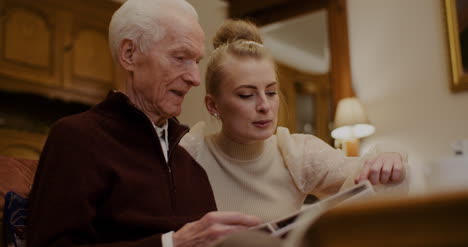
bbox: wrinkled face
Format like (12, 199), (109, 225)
(213, 56), (279, 144)
(130, 16), (205, 120)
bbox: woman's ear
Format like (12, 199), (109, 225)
(119, 39), (137, 71)
(205, 94), (218, 116)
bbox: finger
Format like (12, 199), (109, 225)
(202, 211), (262, 227)
(390, 161), (404, 182)
(369, 159), (383, 185)
(209, 224), (250, 237)
(173, 222), (249, 247)
(379, 160), (393, 184)
(355, 159), (372, 184)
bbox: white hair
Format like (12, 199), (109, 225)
(108, 0), (198, 64)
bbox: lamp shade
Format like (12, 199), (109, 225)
(331, 97), (375, 140)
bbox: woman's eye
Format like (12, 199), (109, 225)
(267, 91), (278, 96)
(238, 94), (253, 99)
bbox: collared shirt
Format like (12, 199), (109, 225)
(153, 121), (169, 162)
(153, 121), (173, 247)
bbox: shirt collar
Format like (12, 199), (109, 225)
(153, 121), (168, 138)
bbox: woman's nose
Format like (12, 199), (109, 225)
(256, 94), (271, 113)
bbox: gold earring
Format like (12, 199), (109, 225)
(213, 113), (219, 118)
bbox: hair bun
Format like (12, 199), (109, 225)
(212, 19), (263, 49)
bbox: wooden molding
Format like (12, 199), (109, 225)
(227, 0), (328, 26)
(328, 0), (355, 118)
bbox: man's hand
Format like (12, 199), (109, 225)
(355, 152), (405, 185)
(172, 211), (262, 247)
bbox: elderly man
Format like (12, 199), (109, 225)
(27, 0), (260, 247)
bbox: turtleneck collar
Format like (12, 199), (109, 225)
(211, 131), (265, 161)
(93, 91), (189, 149)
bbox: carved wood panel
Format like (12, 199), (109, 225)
(0, 3), (60, 87)
(5, 8), (50, 68)
(72, 29), (113, 83)
(0, 0), (121, 105)
(63, 17), (114, 98)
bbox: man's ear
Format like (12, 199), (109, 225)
(119, 39), (137, 71)
(205, 94), (218, 116)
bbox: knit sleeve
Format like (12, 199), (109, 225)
(179, 121), (207, 161)
(276, 127), (357, 197)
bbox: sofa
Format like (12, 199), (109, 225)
(0, 155), (37, 247)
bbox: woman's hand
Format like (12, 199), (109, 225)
(355, 152), (405, 185)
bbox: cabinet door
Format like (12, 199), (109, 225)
(0, 0), (61, 87)
(63, 15), (115, 100)
(277, 63), (332, 144)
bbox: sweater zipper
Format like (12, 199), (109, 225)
(166, 127), (188, 210)
(166, 161), (176, 210)
(131, 106), (178, 210)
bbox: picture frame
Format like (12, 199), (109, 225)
(444, 0), (468, 92)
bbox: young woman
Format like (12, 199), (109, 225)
(180, 20), (407, 222)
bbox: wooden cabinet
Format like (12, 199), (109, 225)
(0, 1), (60, 87)
(0, 0), (121, 105)
(0, 129), (46, 160)
(277, 63), (332, 144)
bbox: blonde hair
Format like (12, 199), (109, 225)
(206, 19), (275, 96)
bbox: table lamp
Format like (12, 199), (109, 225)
(331, 97), (375, 156)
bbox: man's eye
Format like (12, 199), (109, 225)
(238, 94), (253, 99)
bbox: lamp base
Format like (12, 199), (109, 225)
(334, 139), (360, 157)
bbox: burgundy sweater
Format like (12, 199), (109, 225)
(27, 92), (217, 247)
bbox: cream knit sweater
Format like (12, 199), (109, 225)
(180, 123), (361, 221)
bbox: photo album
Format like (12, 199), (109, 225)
(250, 180), (375, 238)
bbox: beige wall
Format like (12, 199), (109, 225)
(348, 0), (468, 187)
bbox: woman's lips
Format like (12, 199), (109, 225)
(253, 120), (272, 128)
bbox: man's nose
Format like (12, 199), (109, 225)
(182, 63), (201, 86)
